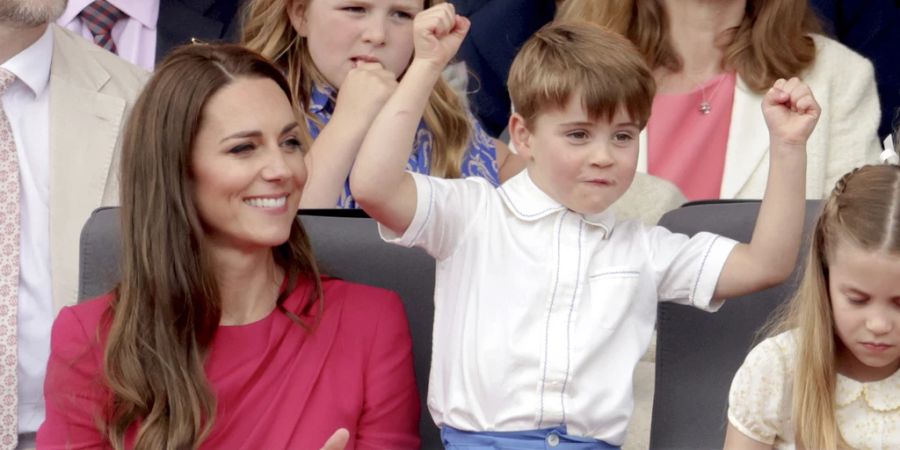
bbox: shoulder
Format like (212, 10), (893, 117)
(49, 24), (148, 93)
(807, 34), (875, 79)
(54, 294), (114, 341)
(319, 277), (411, 337)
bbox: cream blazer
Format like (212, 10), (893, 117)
(638, 34), (882, 200)
(47, 24), (147, 313)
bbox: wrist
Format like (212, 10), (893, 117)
(407, 58), (446, 80)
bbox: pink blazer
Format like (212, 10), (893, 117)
(37, 277), (421, 449)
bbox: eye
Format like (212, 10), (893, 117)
(342, 6), (366, 14)
(846, 295), (868, 305)
(227, 143), (255, 154)
(566, 130), (590, 142)
(282, 137), (303, 151)
(613, 131), (635, 143)
(391, 9), (414, 19)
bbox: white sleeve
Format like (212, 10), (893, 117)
(646, 226), (738, 311)
(727, 336), (791, 445)
(378, 173), (492, 260)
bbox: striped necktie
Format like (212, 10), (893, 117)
(78, 0), (126, 53)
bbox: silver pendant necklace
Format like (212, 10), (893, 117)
(697, 74), (727, 115)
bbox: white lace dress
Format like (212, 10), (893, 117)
(728, 331), (900, 450)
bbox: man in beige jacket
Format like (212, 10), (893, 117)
(0, 1), (146, 447)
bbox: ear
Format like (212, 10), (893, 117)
(509, 112), (534, 161)
(287, 0), (310, 37)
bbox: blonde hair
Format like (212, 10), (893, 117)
(555, 0), (821, 93)
(508, 21), (655, 129)
(762, 165), (900, 449)
(241, 0), (472, 178)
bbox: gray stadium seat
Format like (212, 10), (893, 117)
(78, 207), (441, 449)
(649, 200), (822, 449)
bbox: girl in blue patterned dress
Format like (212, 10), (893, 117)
(242, 0), (520, 208)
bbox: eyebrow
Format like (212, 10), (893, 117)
(220, 122), (299, 143)
(556, 121), (641, 128)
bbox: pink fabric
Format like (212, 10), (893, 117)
(647, 72), (736, 201)
(36, 277), (420, 449)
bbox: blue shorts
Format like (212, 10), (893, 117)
(440, 425), (620, 449)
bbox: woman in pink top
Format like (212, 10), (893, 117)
(557, 0), (881, 201)
(36, 44), (419, 450)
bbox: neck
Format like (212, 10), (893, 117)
(0, 22), (47, 65)
(656, 0), (745, 91)
(209, 245), (282, 326)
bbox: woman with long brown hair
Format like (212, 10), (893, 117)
(556, 0), (881, 201)
(36, 43), (419, 449)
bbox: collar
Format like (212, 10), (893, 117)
(59, 0), (160, 29)
(309, 84), (336, 115)
(498, 170), (617, 235)
(0, 25), (52, 99)
(836, 366), (900, 412)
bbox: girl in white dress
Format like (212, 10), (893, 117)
(725, 164), (900, 450)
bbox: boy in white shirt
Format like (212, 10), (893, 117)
(351, 5), (821, 448)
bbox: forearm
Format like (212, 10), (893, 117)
(300, 114), (372, 208)
(750, 143), (806, 275)
(351, 59), (443, 206)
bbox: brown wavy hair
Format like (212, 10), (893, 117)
(761, 164), (900, 449)
(108, 43), (323, 449)
(241, 0), (472, 178)
(555, 0), (821, 92)
(508, 21), (655, 129)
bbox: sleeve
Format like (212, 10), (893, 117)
(727, 336), (791, 445)
(355, 292), (421, 450)
(378, 173), (491, 260)
(821, 37), (882, 195)
(35, 307), (109, 449)
(646, 226), (738, 311)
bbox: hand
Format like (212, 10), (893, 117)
(320, 428), (349, 450)
(762, 77), (820, 147)
(333, 62), (398, 125)
(413, 3), (470, 68)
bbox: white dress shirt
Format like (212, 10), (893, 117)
(382, 171), (737, 445)
(58, 0), (159, 70)
(1, 26), (53, 434)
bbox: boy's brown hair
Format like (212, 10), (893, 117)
(508, 21), (656, 128)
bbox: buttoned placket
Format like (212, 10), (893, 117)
(538, 210), (585, 427)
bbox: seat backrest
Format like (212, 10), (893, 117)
(649, 200), (821, 449)
(78, 208), (441, 449)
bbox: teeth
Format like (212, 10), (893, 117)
(245, 196), (287, 208)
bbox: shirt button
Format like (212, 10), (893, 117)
(546, 433), (560, 447)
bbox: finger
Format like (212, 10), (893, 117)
(772, 78), (787, 91)
(764, 85), (788, 106)
(355, 61), (385, 71)
(320, 429), (350, 450)
(452, 15), (471, 37)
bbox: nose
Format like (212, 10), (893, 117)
(260, 147), (292, 182)
(866, 312), (894, 336)
(361, 15), (387, 46)
(589, 143), (614, 168)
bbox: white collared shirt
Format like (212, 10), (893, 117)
(382, 171), (737, 445)
(1, 25), (53, 434)
(58, 0), (159, 70)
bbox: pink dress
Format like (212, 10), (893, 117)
(647, 72), (736, 201)
(36, 277), (421, 450)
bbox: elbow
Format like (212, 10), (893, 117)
(760, 257), (797, 289)
(349, 170), (380, 212)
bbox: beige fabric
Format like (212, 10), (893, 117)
(610, 173), (686, 225)
(47, 24), (147, 312)
(638, 35), (882, 200)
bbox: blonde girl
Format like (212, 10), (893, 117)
(556, 0), (881, 201)
(725, 164), (900, 450)
(242, 0), (519, 208)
